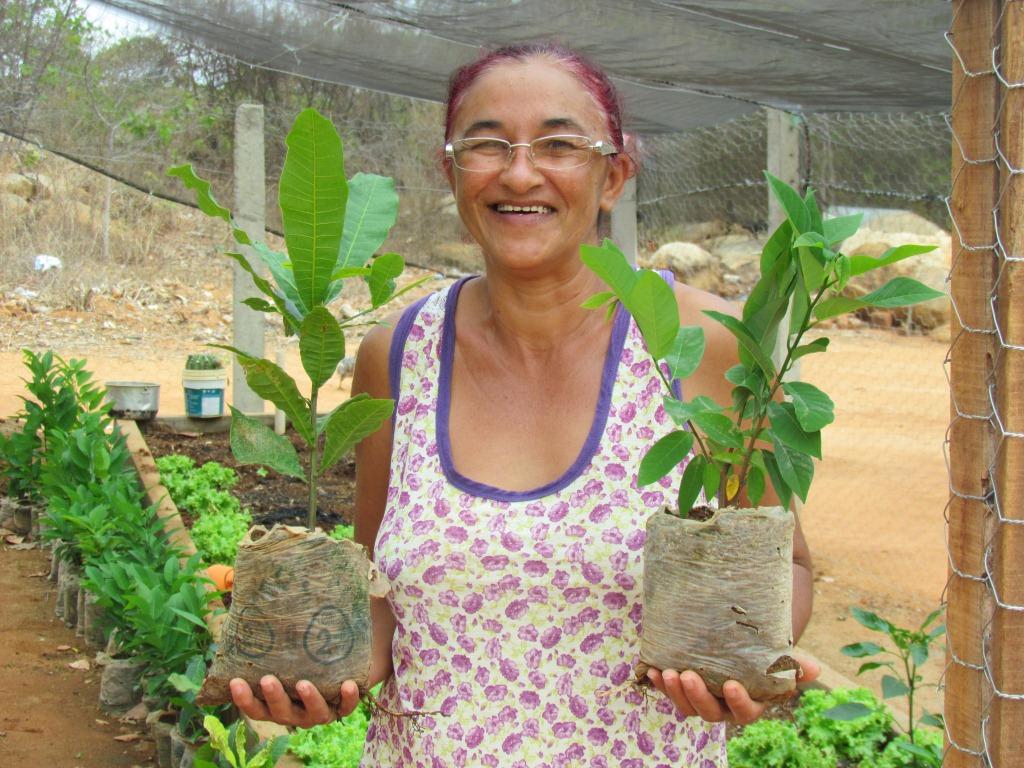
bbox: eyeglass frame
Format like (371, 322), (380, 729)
(444, 133), (618, 172)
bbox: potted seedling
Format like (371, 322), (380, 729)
(169, 108), (431, 707)
(582, 173), (944, 701)
(183, 353), (228, 419)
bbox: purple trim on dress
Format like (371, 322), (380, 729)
(388, 294), (432, 404)
(436, 277), (631, 502)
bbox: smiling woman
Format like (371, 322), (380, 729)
(229, 42), (816, 768)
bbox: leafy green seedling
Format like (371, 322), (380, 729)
(582, 174), (944, 516)
(170, 108), (433, 530)
(832, 606), (946, 767)
(194, 714), (289, 768)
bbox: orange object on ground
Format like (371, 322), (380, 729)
(206, 564), (234, 591)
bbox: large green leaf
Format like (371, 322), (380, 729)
(814, 277), (945, 320)
(665, 326), (705, 381)
(770, 434), (814, 502)
(759, 219), (793, 274)
(225, 251), (300, 333)
(213, 346), (313, 444)
(228, 408), (305, 480)
(692, 411), (744, 449)
(746, 464), (766, 505)
(638, 430), (694, 486)
(580, 239), (637, 298)
(279, 108), (348, 311)
(627, 270), (679, 360)
(791, 337), (829, 361)
(320, 397), (395, 473)
(849, 244), (936, 276)
(798, 247), (827, 294)
(768, 402), (821, 459)
(299, 307), (345, 390)
(765, 172), (810, 234)
(823, 213), (863, 246)
(782, 381), (835, 431)
(251, 242), (305, 317)
(703, 310), (776, 381)
(336, 173), (398, 271)
(664, 395), (725, 426)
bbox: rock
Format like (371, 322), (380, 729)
(666, 220), (730, 244)
(864, 210), (945, 238)
(648, 242), (721, 293)
(867, 310), (895, 329)
(0, 192), (30, 215)
(23, 172), (54, 200)
(704, 233), (764, 274)
(1, 173), (33, 200)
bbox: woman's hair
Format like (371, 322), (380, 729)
(444, 42), (628, 159)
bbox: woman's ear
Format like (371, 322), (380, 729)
(599, 155), (633, 214)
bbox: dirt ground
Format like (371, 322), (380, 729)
(0, 260), (952, 763)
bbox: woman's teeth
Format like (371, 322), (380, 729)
(495, 204), (553, 214)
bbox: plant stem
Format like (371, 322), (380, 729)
(307, 388), (320, 531)
(653, 361), (712, 463)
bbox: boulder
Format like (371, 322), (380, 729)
(648, 242), (721, 293)
(1, 173), (33, 200)
(666, 220), (730, 244)
(704, 233), (763, 274)
(864, 210), (945, 239)
(0, 192), (30, 215)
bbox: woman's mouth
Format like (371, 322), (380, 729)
(492, 203), (555, 215)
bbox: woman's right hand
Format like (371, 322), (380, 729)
(229, 676), (362, 728)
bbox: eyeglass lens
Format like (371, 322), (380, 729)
(452, 135), (596, 171)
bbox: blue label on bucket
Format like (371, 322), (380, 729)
(185, 388), (225, 418)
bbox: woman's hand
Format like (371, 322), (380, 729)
(646, 653), (821, 725)
(229, 676), (362, 729)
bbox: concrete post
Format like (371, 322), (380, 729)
(232, 103), (266, 413)
(766, 107), (802, 378)
(611, 176), (638, 266)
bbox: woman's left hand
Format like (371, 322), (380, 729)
(646, 652), (821, 725)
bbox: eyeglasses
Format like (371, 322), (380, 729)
(445, 134), (617, 172)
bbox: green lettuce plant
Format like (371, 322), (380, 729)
(170, 108), (430, 530)
(582, 173), (945, 516)
(726, 718), (827, 768)
(288, 703), (370, 768)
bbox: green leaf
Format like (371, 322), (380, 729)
(857, 661), (886, 675)
(168, 672), (201, 693)
(242, 297), (278, 314)
(823, 213), (863, 246)
(250, 242), (305, 317)
(882, 674), (911, 699)
(580, 238), (637, 298)
(319, 397), (395, 473)
(703, 310), (776, 380)
(167, 165), (248, 245)
(765, 172), (810, 234)
(919, 712), (944, 728)
(835, 253), (852, 291)
(823, 702), (873, 721)
(814, 277), (945, 320)
(909, 642), (930, 666)
(204, 715), (232, 759)
(799, 247), (827, 294)
(337, 172), (399, 271)
(169, 606), (209, 629)
(849, 243), (936, 276)
(761, 451), (792, 508)
(692, 411), (744, 449)
(841, 641), (885, 658)
(330, 266), (372, 281)
(664, 395), (725, 427)
(626, 270), (679, 360)
(581, 291), (615, 310)
(782, 381), (835, 432)
(665, 326), (706, 380)
(702, 461), (720, 499)
(366, 252), (405, 308)
(793, 232), (826, 249)
(851, 606), (894, 634)
(677, 455), (705, 515)
(760, 219), (793, 274)
(895, 740), (942, 765)
(746, 464), (766, 505)
(280, 108), (348, 310)
(770, 434), (814, 502)
(804, 187), (824, 235)
(768, 401), (822, 458)
(791, 337), (829, 360)
(299, 307), (345, 390)
(638, 430), (694, 486)
(921, 607), (944, 630)
(228, 408), (306, 480)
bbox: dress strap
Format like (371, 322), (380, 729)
(388, 293), (431, 403)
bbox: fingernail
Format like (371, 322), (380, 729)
(297, 681), (310, 696)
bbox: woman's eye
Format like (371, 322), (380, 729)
(466, 139), (508, 155)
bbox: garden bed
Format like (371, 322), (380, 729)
(138, 419), (357, 533)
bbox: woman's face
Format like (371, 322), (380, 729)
(446, 58), (627, 275)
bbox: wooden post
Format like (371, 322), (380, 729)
(990, 2), (1024, 763)
(232, 103), (266, 413)
(946, 2), (1000, 766)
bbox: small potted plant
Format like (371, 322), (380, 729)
(183, 353), (227, 419)
(583, 173), (944, 701)
(169, 108), (431, 707)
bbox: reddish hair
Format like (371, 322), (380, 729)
(444, 42), (628, 162)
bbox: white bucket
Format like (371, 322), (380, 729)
(182, 368), (228, 419)
(104, 381), (160, 420)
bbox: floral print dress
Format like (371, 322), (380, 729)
(363, 277), (726, 768)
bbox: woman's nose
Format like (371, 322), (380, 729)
(500, 144), (543, 186)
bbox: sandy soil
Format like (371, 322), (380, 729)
(0, 263), (952, 761)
